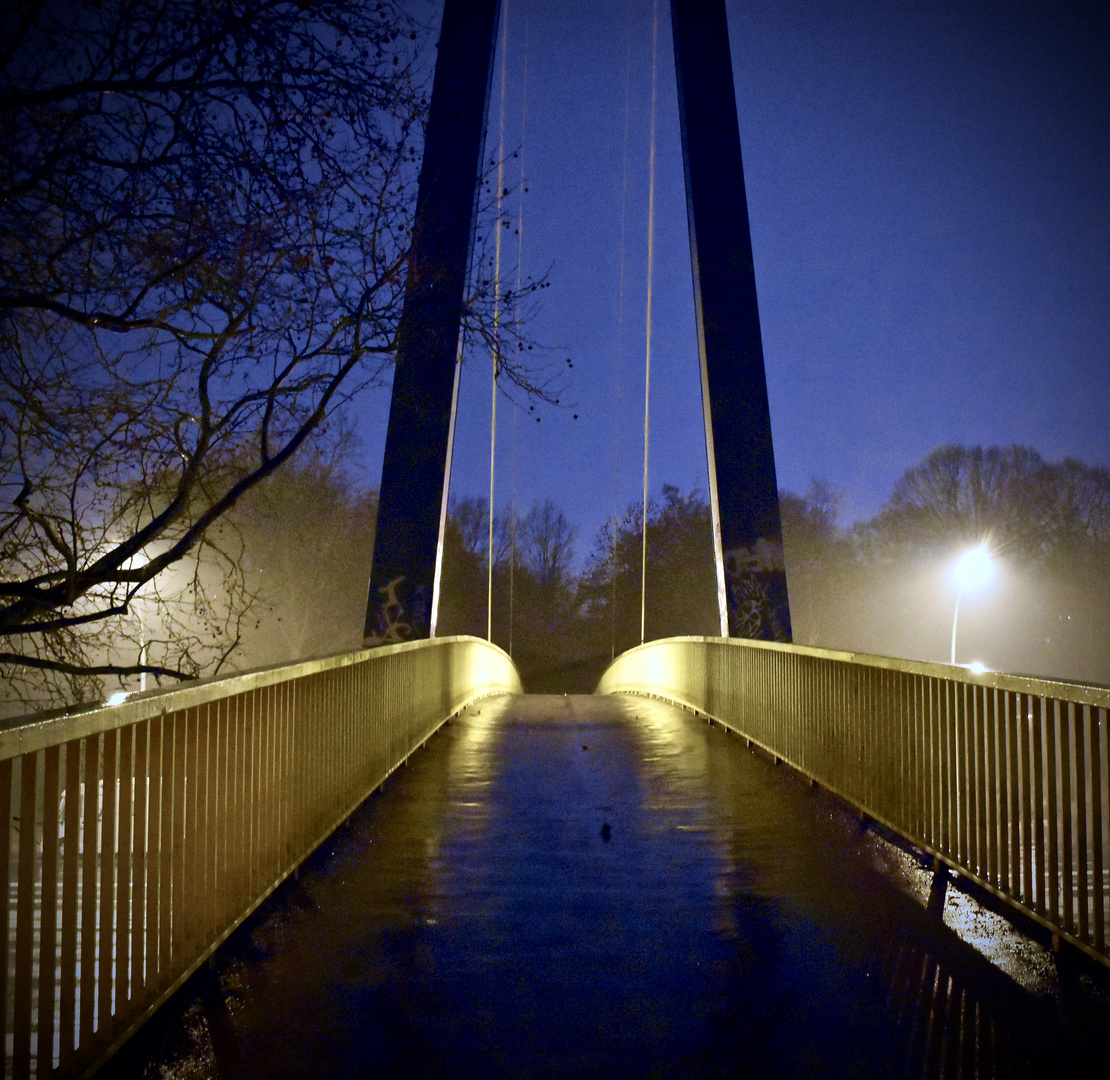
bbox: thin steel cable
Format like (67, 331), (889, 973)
(640, 0), (660, 645)
(610, 0), (635, 662)
(487, 0), (510, 641)
(509, 0), (530, 658)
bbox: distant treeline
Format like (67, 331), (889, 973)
(236, 443), (1110, 693)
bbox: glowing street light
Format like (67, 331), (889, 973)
(950, 544), (997, 665)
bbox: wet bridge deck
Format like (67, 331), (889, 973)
(107, 694), (1105, 1078)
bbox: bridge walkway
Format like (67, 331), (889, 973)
(104, 693), (1104, 1078)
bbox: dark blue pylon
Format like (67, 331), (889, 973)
(671, 0), (792, 641)
(365, 0), (502, 644)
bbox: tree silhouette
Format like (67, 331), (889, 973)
(0, 1), (547, 710)
(847, 445), (1110, 680)
(581, 484), (718, 660)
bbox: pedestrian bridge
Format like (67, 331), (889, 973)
(4, 637), (1110, 1077)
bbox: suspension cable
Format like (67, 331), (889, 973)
(640, 0), (660, 645)
(508, 0), (530, 659)
(487, 0), (511, 641)
(610, 0), (635, 662)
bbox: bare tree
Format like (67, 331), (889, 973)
(860, 444), (1110, 566)
(519, 498), (576, 594)
(0, 0), (550, 712)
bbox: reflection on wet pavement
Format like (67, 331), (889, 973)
(106, 694), (1110, 1078)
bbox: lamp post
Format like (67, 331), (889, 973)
(950, 544), (996, 665)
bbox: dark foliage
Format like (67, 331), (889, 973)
(0, 1), (549, 712)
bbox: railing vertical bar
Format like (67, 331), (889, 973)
(58, 741), (81, 1074)
(911, 674), (922, 842)
(277, 681), (289, 871)
(905, 674), (914, 834)
(131, 721), (148, 1010)
(288, 682), (301, 874)
(1032, 697), (1046, 915)
(158, 714), (174, 981)
(152, 716), (169, 987)
(945, 679), (957, 860)
(115, 724), (133, 1023)
(997, 690), (1010, 894)
(1046, 698), (1060, 927)
(292, 676), (302, 863)
(847, 665), (857, 800)
(207, 701), (220, 942)
(240, 691), (252, 900)
(242, 690), (254, 909)
(274, 681), (285, 873)
(974, 685), (988, 880)
(864, 666), (877, 818)
(229, 694), (246, 920)
(984, 687), (998, 887)
(314, 674), (324, 838)
(171, 713), (187, 966)
(1075, 704), (1090, 942)
(1008, 693), (1022, 904)
(274, 683), (285, 873)
(1093, 707), (1105, 950)
(926, 678), (938, 850)
(306, 675), (317, 857)
(36, 745), (61, 1080)
(967, 684), (978, 876)
(97, 728), (118, 1042)
(950, 680), (960, 863)
(269, 688), (281, 879)
(905, 672), (917, 837)
(817, 657), (828, 787)
(184, 707), (199, 960)
(882, 668), (893, 825)
(223, 697), (236, 917)
(212, 699), (227, 935)
(194, 705), (208, 951)
(253, 687), (267, 899)
(326, 671), (335, 825)
(962, 682), (974, 869)
(0, 757), (11, 1080)
(198, 703), (212, 951)
(248, 688), (260, 897)
(1019, 695), (1033, 907)
(1060, 700), (1074, 935)
(13, 752), (39, 1076)
(238, 692), (249, 901)
(79, 736), (100, 1053)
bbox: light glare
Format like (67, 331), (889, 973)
(953, 545), (996, 592)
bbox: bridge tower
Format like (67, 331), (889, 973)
(365, 0), (791, 645)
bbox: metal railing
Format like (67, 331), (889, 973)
(2, 636), (520, 1079)
(598, 637), (1110, 968)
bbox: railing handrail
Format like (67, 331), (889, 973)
(0, 635), (512, 761)
(601, 634), (1110, 708)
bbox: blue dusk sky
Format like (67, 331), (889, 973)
(356, 0), (1109, 558)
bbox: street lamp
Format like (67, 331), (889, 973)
(950, 544), (996, 665)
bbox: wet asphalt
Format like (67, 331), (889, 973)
(105, 693), (1110, 1079)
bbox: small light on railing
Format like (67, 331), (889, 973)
(105, 690), (130, 707)
(965, 661), (989, 675)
